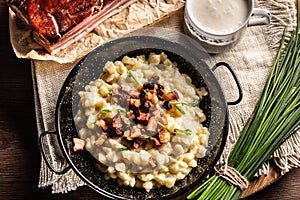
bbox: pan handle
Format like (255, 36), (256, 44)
(212, 62), (243, 105)
(38, 131), (71, 175)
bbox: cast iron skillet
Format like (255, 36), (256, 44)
(39, 35), (242, 200)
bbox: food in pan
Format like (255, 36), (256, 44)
(74, 52), (210, 191)
(6, 0), (136, 54)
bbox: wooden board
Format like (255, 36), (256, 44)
(240, 166), (282, 198)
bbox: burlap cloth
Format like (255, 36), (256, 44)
(14, 0), (299, 194)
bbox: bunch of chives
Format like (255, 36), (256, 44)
(187, 12), (300, 200)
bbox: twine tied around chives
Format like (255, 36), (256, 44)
(214, 164), (249, 191)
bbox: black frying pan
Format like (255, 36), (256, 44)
(39, 35), (242, 199)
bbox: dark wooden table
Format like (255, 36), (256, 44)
(1, 2), (300, 200)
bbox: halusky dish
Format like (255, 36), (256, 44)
(74, 52), (210, 192)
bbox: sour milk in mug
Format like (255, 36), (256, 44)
(187, 0), (249, 35)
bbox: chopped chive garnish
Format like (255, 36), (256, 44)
(117, 145), (130, 151)
(157, 122), (191, 136)
(174, 104), (186, 114)
(143, 89), (149, 95)
(157, 122), (171, 132)
(128, 71), (142, 87)
(140, 134), (150, 139)
(174, 128), (192, 135)
(101, 109), (112, 113)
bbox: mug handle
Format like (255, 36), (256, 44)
(212, 62), (243, 106)
(248, 8), (271, 26)
(38, 131), (71, 175)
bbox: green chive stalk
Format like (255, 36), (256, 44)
(187, 15), (300, 200)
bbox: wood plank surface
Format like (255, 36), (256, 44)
(0, 1), (300, 200)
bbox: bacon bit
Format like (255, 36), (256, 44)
(130, 126), (141, 138)
(163, 101), (173, 110)
(152, 109), (165, 124)
(156, 83), (164, 90)
(164, 91), (179, 101)
(73, 138), (85, 152)
(150, 137), (161, 147)
(139, 90), (146, 99)
(143, 89), (157, 103)
(144, 100), (152, 108)
(113, 113), (122, 128)
(139, 100), (152, 113)
(115, 128), (123, 135)
(129, 91), (140, 99)
(147, 117), (158, 132)
(127, 110), (136, 120)
(150, 95), (159, 104)
(158, 130), (171, 144)
(136, 112), (150, 124)
(95, 119), (107, 131)
(145, 91), (154, 101)
(149, 89), (157, 96)
(129, 98), (141, 108)
(130, 138), (144, 149)
(143, 83), (155, 90)
(131, 141), (139, 149)
(157, 88), (165, 100)
(113, 113), (123, 135)
(167, 106), (182, 117)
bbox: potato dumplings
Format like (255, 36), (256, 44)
(75, 52), (209, 191)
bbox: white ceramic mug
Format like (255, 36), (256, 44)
(184, 0), (271, 54)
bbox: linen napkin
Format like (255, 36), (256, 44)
(29, 0), (300, 194)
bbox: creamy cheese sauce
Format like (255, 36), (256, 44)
(187, 0), (249, 35)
